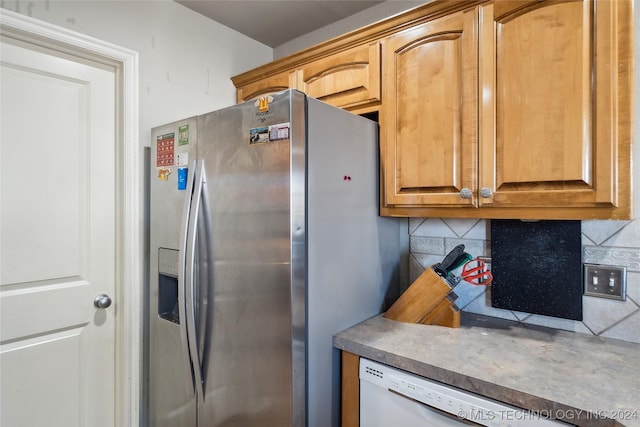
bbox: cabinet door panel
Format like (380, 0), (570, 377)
(236, 70), (295, 103)
(382, 10), (477, 207)
(480, 0), (616, 208)
(298, 42), (381, 109)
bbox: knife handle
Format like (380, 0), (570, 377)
(440, 244), (465, 273)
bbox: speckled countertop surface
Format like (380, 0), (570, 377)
(333, 313), (640, 427)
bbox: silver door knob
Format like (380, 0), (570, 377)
(94, 294), (112, 309)
(460, 188), (472, 199)
(479, 187), (493, 198)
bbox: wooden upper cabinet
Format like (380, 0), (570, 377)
(296, 42), (381, 110)
(235, 69), (296, 104)
(234, 43), (381, 110)
(478, 0), (627, 211)
(381, 0), (632, 219)
(381, 9), (478, 208)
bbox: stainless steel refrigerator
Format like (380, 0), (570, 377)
(148, 89), (403, 427)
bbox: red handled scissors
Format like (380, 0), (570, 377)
(461, 258), (493, 286)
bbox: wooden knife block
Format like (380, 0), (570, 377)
(384, 267), (460, 328)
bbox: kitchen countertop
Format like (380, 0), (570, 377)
(333, 313), (640, 427)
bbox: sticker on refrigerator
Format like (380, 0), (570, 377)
(269, 123), (290, 141)
(156, 133), (175, 167)
(157, 168), (171, 181)
(176, 152), (189, 167)
(255, 95), (273, 113)
(249, 127), (269, 145)
(177, 167), (188, 190)
(178, 125), (189, 146)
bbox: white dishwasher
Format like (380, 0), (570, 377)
(359, 358), (571, 427)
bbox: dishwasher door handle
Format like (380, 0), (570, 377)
(388, 388), (481, 426)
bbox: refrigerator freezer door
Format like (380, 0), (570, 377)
(149, 118), (198, 427)
(195, 91), (297, 427)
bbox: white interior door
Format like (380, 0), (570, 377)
(0, 35), (117, 427)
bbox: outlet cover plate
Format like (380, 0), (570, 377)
(583, 263), (627, 301)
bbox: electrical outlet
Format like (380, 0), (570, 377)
(478, 257), (491, 272)
(583, 263), (627, 300)
(477, 257), (492, 287)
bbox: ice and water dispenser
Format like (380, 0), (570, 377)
(158, 248), (180, 324)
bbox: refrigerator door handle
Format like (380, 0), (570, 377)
(185, 160), (206, 402)
(178, 160), (197, 395)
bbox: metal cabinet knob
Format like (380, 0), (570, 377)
(94, 294), (112, 309)
(479, 187), (493, 198)
(460, 188), (472, 199)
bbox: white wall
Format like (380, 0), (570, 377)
(1, 0), (273, 147)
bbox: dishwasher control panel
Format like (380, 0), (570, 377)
(360, 358), (570, 427)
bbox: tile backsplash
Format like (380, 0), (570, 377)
(408, 218), (640, 344)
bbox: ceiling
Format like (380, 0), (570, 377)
(176, 1), (385, 47)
